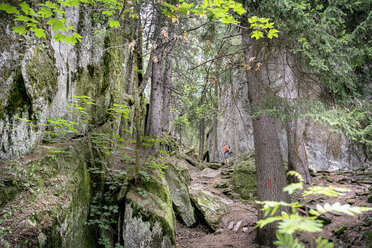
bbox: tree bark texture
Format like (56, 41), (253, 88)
(241, 24), (290, 246)
(287, 117), (311, 184)
(145, 8), (175, 138)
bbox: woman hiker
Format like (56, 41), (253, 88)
(223, 141), (230, 165)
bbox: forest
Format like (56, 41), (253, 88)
(0, 0), (371, 247)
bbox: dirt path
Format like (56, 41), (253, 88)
(176, 163), (259, 248)
(175, 162), (372, 248)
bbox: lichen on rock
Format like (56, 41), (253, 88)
(122, 173), (176, 248)
(164, 159), (196, 227)
(189, 187), (231, 231)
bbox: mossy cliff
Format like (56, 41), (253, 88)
(0, 141), (95, 247)
(0, 5), (137, 160)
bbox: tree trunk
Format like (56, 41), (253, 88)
(161, 47), (172, 133)
(211, 80), (219, 162)
(146, 49), (163, 138)
(287, 116), (311, 184)
(241, 22), (290, 246)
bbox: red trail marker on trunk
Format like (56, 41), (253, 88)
(269, 178), (272, 190)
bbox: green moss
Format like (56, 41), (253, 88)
(24, 47), (58, 103)
(3, 72), (31, 116)
(232, 155), (256, 201)
(367, 230), (372, 248)
(333, 225), (346, 237)
(125, 173), (176, 245)
(0, 186), (19, 208)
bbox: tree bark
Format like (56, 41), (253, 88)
(146, 48), (163, 138)
(161, 46), (172, 133)
(287, 116), (311, 184)
(241, 23), (290, 246)
(211, 80), (219, 162)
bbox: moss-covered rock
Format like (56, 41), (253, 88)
(189, 188), (230, 231)
(232, 153), (256, 201)
(123, 173), (176, 248)
(164, 160), (196, 227)
(0, 141), (96, 247)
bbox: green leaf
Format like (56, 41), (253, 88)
(304, 185), (350, 197)
(19, 2), (31, 15)
(102, 10), (113, 16)
(267, 29), (279, 39)
(283, 183), (303, 195)
(0, 3), (20, 15)
(54, 33), (67, 42)
(12, 26), (28, 35)
(274, 233), (305, 248)
(278, 217), (323, 234)
(31, 28), (46, 39)
(73, 33), (82, 42)
(258, 17), (269, 23)
(66, 36), (78, 45)
(248, 16), (258, 23)
(251, 30), (263, 40)
(316, 237), (334, 248)
(221, 15), (238, 24)
(109, 20), (120, 28)
(313, 202), (372, 216)
(38, 7), (53, 18)
(53, 8), (66, 15)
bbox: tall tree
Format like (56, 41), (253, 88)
(145, 5), (176, 138)
(241, 18), (290, 245)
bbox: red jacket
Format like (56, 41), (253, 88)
(223, 145), (229, 153)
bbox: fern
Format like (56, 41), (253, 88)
(304, 185), (350, 197)
(309, 202), (372, 216)
(274, 233), (305, 248)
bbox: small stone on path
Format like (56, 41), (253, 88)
(233, 220), (242, 233)
(200, 168), (220, 178)
(228, 221), (234, 230)
(242, 227), (248, 233)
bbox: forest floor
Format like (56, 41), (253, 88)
(176, 161), (372, 248)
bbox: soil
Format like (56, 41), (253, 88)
(176, 162), (372, 248)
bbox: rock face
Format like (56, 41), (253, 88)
(208, 49), (371, 172)
(123, 174), (176, 248)
(0, 5), (133, 160)
(164, 159), (196, 227)
(0, 141), (95, 247)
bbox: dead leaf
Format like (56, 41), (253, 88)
(243, 64), (251, 70)
(255, 62), (262, 71)
(183, 31), (189, 43)
(128, 40), (136, 53)
(152, 43), (157, 51)
(210, 75), (217, 84)
(161, 26), (169, 43)
(206, 40), (211, 51)
(249, 57), (256, 62)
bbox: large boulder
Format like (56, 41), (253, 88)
(122, 173), (176, 248)
(231, 153), (257, 201)
(189, 187), (232, 231)
(164, 159), (196, 227)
